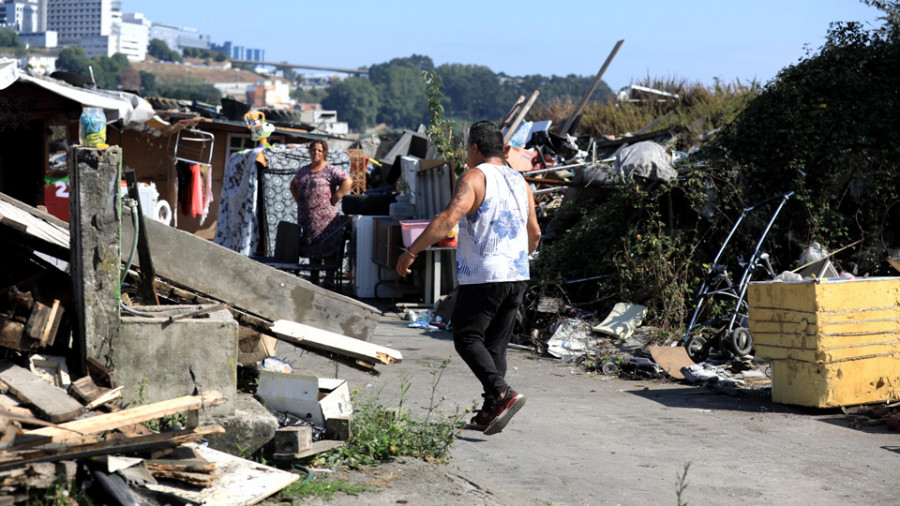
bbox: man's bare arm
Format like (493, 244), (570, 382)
(525, 182), (541, 253)
(395, 169), (484, 276)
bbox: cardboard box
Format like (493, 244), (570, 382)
(257, 371), (353, 426)
(748, 277), (900, 407)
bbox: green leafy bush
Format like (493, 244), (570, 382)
(705, 20), (900, 273)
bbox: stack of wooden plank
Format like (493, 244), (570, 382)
(0, 287), (64, 353)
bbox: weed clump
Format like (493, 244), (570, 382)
(315, 359), (473, 469)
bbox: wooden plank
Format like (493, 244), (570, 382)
(0, 361), (84, 423)
(86, 386), (123, 410)
(272, 320), (403, 365)
(145, 444), (299, 505)
(0, 319), (27, 352)
(68, 376), (103, 405)
(0, 406), (56, 428)
(274, 426), (312, 455)
(0, 425), (225, 472)
(556, 39), (624, 136)
(100, 403), (155, 437)
(0, 401), (34, 419)
(503, 90), (540, 144)
(40, 300), (62, 347)
(17, 390), (226, 446)
(145, 456), (215, 474)
(274, 439), (346, 461)
(0, 193), (70, 251)
(499, 94), (526, 130)
(86, 357), (115, 388)
(148, 468), (214, 487)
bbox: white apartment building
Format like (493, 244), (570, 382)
(19, 30), (56, 48)
(46, 0), (119, 57)
(0, 1), (40, 32)
(117, 12), (149, 61)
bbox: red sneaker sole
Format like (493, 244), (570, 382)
(484, 394), (526, 435)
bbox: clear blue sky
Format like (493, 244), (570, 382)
(124, 0), (884, 91)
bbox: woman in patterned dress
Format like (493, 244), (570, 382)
(289, 140), (353, 286)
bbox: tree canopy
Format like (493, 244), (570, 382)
(0, 29), (22, 48)
(147, 39), (182, 62)
(321, 77), (379, 130)
(318, 54), (616, 131)
(55, 47), (131, 90)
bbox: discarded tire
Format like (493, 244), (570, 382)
(727, 327), (753, 357)
(685, 335), (710, 363)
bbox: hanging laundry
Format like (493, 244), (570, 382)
(199, 164), (214, 225)
(175, 160), (204, 218)
(214, 149), (262, 255)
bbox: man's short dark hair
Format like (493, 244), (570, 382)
(467, 120), (504, 158)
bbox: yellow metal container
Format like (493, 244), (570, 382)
(748, 277), (900, 407)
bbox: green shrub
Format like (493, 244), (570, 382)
(315, 360), (473, 469)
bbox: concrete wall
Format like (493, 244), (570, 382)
(116, 305), (238, 416)
(69, 147), (121, 365)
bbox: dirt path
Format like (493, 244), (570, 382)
(273, 306), (900, 506)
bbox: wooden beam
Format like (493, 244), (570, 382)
(16, 390), (226, 446)
(499, 94), (526, 132)
(0, 425), (225, 472)
(556, 39), (625, 136)
(271, 320), (402, 365)
(503, 90), (540, 144)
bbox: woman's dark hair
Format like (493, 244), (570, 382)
(308, 139), (329, 159)
(467, 120), (504, 158)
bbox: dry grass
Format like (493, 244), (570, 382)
(530, 76), (760, 148)
(132, 60), (278, 85)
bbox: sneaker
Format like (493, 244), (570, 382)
(483, 388), (526, 436)
(466, 409), (493, 431)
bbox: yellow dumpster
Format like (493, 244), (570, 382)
(748, 277), (900, 407)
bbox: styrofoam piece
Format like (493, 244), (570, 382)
(592, 303), (648, 339)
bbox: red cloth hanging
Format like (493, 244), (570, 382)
(188, 163), (203, 218)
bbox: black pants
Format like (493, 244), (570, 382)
(452, 281), (527, 403)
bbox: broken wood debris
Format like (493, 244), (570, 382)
(271, 319), (403, 365)
(0, 361), (84, 423)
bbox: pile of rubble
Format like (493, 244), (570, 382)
(0, 147), (402, 503)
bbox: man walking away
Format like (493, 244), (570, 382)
(396, 120), (541, 435)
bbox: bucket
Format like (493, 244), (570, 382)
(399, 219), (431, 248)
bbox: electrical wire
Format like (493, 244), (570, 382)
(120, 197), (139, 286)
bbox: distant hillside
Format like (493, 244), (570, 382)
(132, 60), (281, 85)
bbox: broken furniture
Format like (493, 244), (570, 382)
(682, 191), (794, 362)
(251, 220), (352, 289)
(748, 277), (900, 407)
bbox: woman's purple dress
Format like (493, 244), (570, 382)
(294, 164), (348, 259)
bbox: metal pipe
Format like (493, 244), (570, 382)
(533, 187), (567, 195)
(522, 161), (589, 176)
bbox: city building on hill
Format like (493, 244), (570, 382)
(211, 41), (265, 62)
(118, 12), (148, 60)
(149, 22), (209, 54)
(46, 0), (118, 57)
(2, 0), (56, 49)
(18, 30), (56, 48)
(0, 0), (40, 32)
(246, 79), (291, 108)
